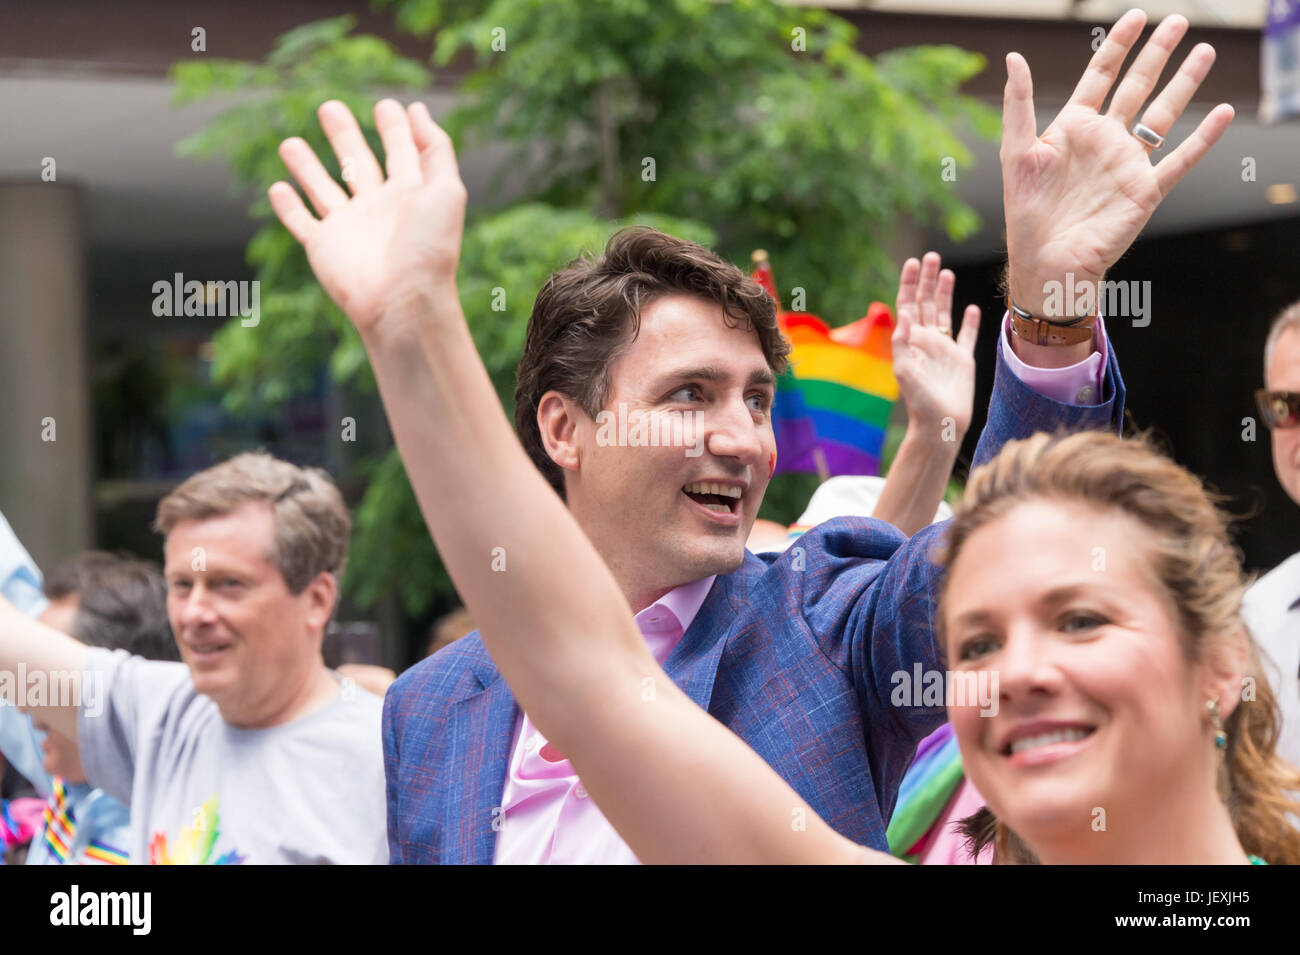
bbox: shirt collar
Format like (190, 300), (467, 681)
(636, 575), (717, 636)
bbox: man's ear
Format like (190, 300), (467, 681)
(302, 572), (338, 634)
(1203, 624), (1250, 721)
(537, 390), (584, 477)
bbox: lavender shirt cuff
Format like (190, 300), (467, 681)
(999, 312), (1108, 405)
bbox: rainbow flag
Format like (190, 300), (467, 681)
(886, 722), (965, 862)
(754, 253), (898, 477)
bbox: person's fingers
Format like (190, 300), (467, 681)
(408, 101), (463, 185)
(268, 182), (318, 245)
(374, 98), (421, 184)
(1001, 52), (1038, 157)
(890, 309), (910, 351)
(1065, 9), (1148, 112)
(317, 100), (384, 194)
(1106, 14), (1189, 127)
(894, 258), (919, 346)
(1136, 42), (1216, 139)
(895, 257), (920, 314)
(277, 138), (349, 217)
(955, 304), (981, 353)
(917, 253), (940, 327)
(1154, 103), (1234, 197)
(935, 269), (955, 330)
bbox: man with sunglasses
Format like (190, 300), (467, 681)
(1246, 303), (1300, 768)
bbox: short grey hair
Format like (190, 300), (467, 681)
(154, 452), (350, 595)
(1265, 300), (1300, 381)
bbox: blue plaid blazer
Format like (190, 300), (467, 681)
(383, 341), (1126, 863)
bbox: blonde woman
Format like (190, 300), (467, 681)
(937, 430), (1300, 865)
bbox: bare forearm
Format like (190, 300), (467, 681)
(362, 294), (647, 735)
(0, 599), (88, 738)
(872, 427), (960, 536)
(571, 683), (895, 864)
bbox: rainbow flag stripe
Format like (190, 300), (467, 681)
(773, 304), (898, 477)
(42, 816), (73, 861)
(42, 777), (76, 862)
(84, 841), (130, 865)
(886, 723), (964, 862)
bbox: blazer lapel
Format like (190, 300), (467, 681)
(664, 567), (748, 711)
(443, 653), (518, 865)
(441, 567), (750, 863)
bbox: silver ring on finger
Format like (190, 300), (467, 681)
(1131, 122), (1165, 151)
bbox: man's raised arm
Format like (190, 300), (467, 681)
(973, 10), (1232, 468)
(0, 596), (88, 739)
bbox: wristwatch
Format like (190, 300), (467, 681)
(1008, 300), (1095, 347)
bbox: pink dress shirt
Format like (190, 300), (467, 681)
(492, 317), (1107, 863)
(493, 574), (717, 864)
(1001, 313), (1108, 405)
(916, 778), (995, 865)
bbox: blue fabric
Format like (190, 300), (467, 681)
(0, 510), (132, 864)
(383, 340), (1126, 864)
(0, 512), (48, 618)
(0, 706), (131, 864)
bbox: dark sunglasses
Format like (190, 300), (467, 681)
(1255, 390), (1300, 430)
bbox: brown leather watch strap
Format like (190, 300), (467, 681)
(1008, 302), (1095, 347)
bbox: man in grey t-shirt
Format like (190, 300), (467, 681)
(0, 453), (387, 863)
(80, 648), (385, 864)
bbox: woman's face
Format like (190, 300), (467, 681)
(943, 498), (1225, 854)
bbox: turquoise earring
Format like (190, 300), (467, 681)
(1206, 698), (1227, 750)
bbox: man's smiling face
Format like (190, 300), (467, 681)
(163, 502), (325, 715)
(564, 294), (777, 607)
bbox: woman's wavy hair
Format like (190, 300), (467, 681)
(935, 429), (1300, 865)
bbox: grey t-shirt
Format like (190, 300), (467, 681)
(78, 648), (387, 864)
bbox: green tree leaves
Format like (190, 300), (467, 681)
(172, 1), (994, 624)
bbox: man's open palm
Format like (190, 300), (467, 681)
(1003, 10), (1234, 311)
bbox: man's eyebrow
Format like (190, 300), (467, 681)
(655, 366), (726, 386)
(652, 366), (776, 388)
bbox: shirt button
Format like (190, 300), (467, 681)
(1075, 385), (1093, 403)
(575, 784), (589, 800)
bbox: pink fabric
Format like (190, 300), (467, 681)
(1, 798), (45, 848)
(493, 575), (717, 864)
(916, 778), (994, 865)
(1000, 312), (1108, 406)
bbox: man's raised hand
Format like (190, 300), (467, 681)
(268, 99), (467, 340)
(1002, 10), (1234, 316)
